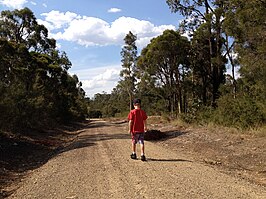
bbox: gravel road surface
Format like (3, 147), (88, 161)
(8, 120), (266, 199)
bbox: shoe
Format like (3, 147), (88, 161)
(141, 155), (146, 161)
(131, 153), (137, 159)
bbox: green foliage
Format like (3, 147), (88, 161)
(0, 8), (88, 132)
(0, 7), (56, 52)
(88, 110), (102, 118)
(212, 94), (265, 129)
(167, 0), (227, 105)
(224, 0), (266, 104)
(137, 30), (190, 115)
(180, 104), (213, 125)
(118, 31), (138, 110)
(27, 0), (263, 133)
(93, 0), (265, 132)
(114, 111), (129, 118)
(87, 93), (121, 118)
(180, 92), (265, 129)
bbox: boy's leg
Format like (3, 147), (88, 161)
(140, 143), (144, 155)
(140, 144), (146, 161)
(131, 143), (137, 159)
(131, 134), (136, 153)
(132, 142), (136, 154)
(139, 133), (145, 155)
(139, 133), (146, 161)
(131, 134), (137, 159)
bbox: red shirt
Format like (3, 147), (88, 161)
(128, 108), (147, 133)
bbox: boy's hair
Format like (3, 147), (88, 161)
(133, 98), (141, 104)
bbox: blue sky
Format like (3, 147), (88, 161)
(0, 0), (182, 98)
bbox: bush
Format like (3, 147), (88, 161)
(88, 110), (102, 118)
(212, 94), (265, 129)
(180, 106), (213, 125)
(115, 111), (129, 118)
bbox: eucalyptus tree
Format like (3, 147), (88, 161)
(0, 7), (57, 96)
(190, 25), (212, 105)
(0, 7), (56, 52)
(119, 31), (138, 110)
(0, 8), (87, 130)
(224, 0), (266, 103)
(166, 0), (227, 105)
(0, 39), (31, 129)
(137, 30), (190, 115)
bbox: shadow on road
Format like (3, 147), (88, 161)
(54, 119), (130, 153)
(148, 158), (192, 162)
(1, 119), (190, 198)
(58, 132), (129, 153)
(0, 119), (117, 198)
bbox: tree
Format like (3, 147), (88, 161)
(119, 31), (138, 110)
(224, 0), (266, 102)
(137, 30), (190, 115)
(166, 0), (227, 105)
(190, 24), (213, 106)
(223, 0), (266, 126)
(0, 8), (88, 131)
(0, 7), (56, 52)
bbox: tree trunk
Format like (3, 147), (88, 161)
(225, 35), (237, 98)
(205, 0), (215, 106)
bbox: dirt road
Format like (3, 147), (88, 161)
(8, 120), (266, 199)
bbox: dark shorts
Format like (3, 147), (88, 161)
(132, 133), (144, 145)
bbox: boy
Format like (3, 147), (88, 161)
(128, 98), (148, 161)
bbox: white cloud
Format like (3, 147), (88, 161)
(55, 42), (61, 49)
(56, 16), (111, 46)
(37, 11), (177, 97)
(42, 3), (47, 8)
(108, 8), (122, 13)
(39, 11), (176, 49)
(37, 19), (55, 31)
(30, 1), (36, 6)
(70, 65), (121, 98)
(136, 37), (153, 49)
(0, 0), (28, 9)
(41, 10), (79, 29)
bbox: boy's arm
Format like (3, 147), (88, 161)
(128, 120), (133, 134)
(144, 120), (147, 132)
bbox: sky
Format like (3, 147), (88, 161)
(0, 0), (183, 98)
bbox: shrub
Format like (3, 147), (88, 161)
(180, 106), (213, 125)
(88, 110), (102, 118)
(212, 94), (265, 129)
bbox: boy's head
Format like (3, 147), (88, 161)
(133, 98), (141, 108)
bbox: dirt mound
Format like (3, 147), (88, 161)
(144, 130), (166, 141)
